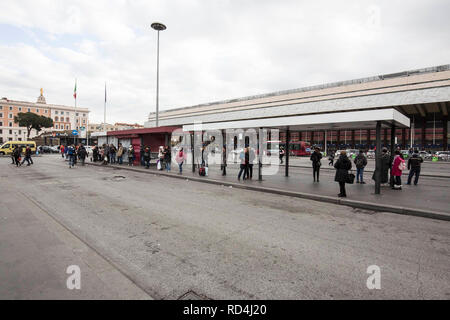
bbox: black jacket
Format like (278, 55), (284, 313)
(310, 151), (322, 167)
(354, 154), (367, 169)
(408, 153), (423, 170)
(334, 155), (352, 182)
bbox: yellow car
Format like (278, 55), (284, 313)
(0, 141), (37, 155)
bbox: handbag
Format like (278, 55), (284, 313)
(398, 161), (406, 171)
(157, 160), (161, 170)
(346, 171), (355, 184)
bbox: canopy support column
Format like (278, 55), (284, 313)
(258, 127), (263, 181)
(191, 132), (195, 172)
(285, 127), (290, 177)
(375, 121), (382, 194)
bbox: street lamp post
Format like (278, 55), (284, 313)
(151, 22), (166, 128)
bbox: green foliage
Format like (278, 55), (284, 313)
(14, 112), (54, 138)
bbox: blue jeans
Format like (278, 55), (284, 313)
(69, 155), (75, 167)
(166, 162), (171, 172)
(178, 162), (183, 173)
(356, 167), (364, 182)
(118, 156), (123, 164)
(407, 167), (420, 185)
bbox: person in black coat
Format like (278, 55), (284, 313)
(334, 150), (352, 197)
(310, 147), (323, 182)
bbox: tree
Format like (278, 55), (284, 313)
(14, 112), (54, 138)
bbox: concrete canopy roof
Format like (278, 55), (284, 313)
(182, 109), (410, 132)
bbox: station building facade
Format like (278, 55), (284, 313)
(145, 65), (450, 152)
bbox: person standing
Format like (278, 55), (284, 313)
(143, 146), (151, 169)
(21, 146), (33, 166)
(127, 145), (134, 166)
(243, 147), (250, 179)
(391, 150), (405, 190)
(176, 147), (186, 174)
(354, 150), (368, 184)
(279, 146), (285, 164)
(334, 150), (352, 197)
(78, 145), (87, 166)
(372, 147), (391, 186)
(310, 147), (322, 182)
(117, 143), (124, 165)
(164, 146), (171, 172)
(140, 145), (145, 166)
(406, 149), (423, 185)
(60, 144), (65, 158)
(158, 146), (164, 170)
(248, 147), (255, 179)
(109, 144), (117, 164)
(221, 145), (227, 176)
(238, 148), (247, 180)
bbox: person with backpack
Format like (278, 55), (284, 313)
(21, 146), (34, 166)
(176, 147), (187, 174)
(143, 146), (151, 169)
(334, 150), (352, 197)
(67, 145), (75, 168)
(391, 150), (405, 190)
(127, 145), (134, 166)
(354, 150), (368, 184)
(310, 147), (322, 182)
(407, 149), (423, 185)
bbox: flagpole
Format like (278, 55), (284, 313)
(104, 82), (106, 132)
(74, 79), (77, 145)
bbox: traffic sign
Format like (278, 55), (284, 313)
(72, 130), (78, 136)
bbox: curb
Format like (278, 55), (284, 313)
(86, 162), (450, 222)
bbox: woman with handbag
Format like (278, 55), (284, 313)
(334, 150), (352, 197)
(391, 150), (405, 190)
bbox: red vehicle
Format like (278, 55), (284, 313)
(266, 140), (311, 156)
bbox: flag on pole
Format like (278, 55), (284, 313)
(73, 80), (77, 99)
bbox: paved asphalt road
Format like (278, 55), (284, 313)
(1, 155), (449, 299)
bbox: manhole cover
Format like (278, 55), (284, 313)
(178, 290), (209, 300)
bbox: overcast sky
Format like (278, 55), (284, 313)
(0, 0), (449, 124)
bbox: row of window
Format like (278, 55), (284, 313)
(0, 121), (15, 127)
(0, 105), (46, 113)
(0, 129), (22, 135)
(53, 117), (86, 124)
(54, 110), (86, 117)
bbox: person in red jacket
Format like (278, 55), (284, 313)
(391, 150), (405, 190)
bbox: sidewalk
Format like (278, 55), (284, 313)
(87, 161), (450, 221)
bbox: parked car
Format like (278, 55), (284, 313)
(366, 150), (375, 159)
(418, 150), (432, 160)
(436, 151), (450, 161)
(346, 149), (359, 159)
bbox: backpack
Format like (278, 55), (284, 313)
(356, 157), (364, 167)
(398, 161), (406, 171)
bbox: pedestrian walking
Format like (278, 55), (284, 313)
(391, 150), (405, 190)
(310, 147), (322, 182)
(127, 145), (134, 166)
(354, 150), (368, 184)
(60, 144), (65, 158)
(334, 150), (352, 197)
(21, 146), (34, 166)
(248, 147), (255, 179)
(328, 152), (335, 166)
(406, 149), (423, 185)
(13, 145), (22, 167)
(176, 147), (187, 174)
(67, 145), (75, 168)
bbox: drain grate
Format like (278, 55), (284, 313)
(178, 290), (209, 300)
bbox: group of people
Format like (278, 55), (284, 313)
(60, 144), (88, 168)
(10, 145), (34, 167)
(237, 147), (256, 180)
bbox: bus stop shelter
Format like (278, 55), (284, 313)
(182, 108), (410, 194)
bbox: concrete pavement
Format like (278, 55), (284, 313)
(1, 155), (449, 299)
